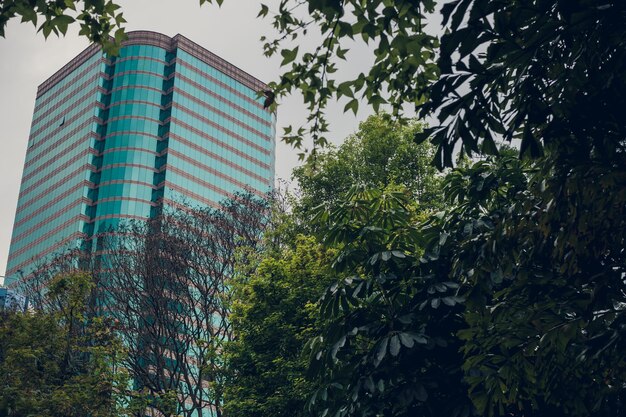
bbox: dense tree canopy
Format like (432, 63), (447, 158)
(224, 235), (336, 417)
(222, 2), (625, 416)
(0, 273), (135, 417)
(2, 1), (624, 417)
(254, 2), (626, 415)
(308, 184), (471, 417)
(293, 113), (442, 218)
(224, 114), (445, 417)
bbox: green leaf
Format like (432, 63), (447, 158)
(375, 338), (388, 365)
(257, 3), (269, 17)
(399, 332), (415, 348)
(337, 81), (354, 98)
(280, 46), (299, 66)
(389, 335), (401, 356)
(344, 98), (359, 115)
(416, 384), (428, 402)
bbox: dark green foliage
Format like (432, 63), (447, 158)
(0, 273), (135, 417)
(308, 151), (625, 417)
(0, 0), (127, 54)
(259, 2), (626, 414)
(257, 0), (626, 170)
(307, 185), (474, 417)
(224, 235), (337, 417)
(421, 0), (626, 168)
(0, 0), (231, 54)
(224, 115), (444, 417)
(444, 156), (626, 417)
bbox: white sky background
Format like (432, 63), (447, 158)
(0, 0), (382, 280)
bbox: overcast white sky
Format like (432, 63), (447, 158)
(0, 0), (379, 281)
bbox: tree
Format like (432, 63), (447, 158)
(96, 192), (271, 417)
(257, 0), (625, 168)
(0, 272), (135, 417)
(0, 0), (127, 53)
(224, 235), (336, 417)
(256, 1), (625, 415)
(292, 113), (442, 220)
(306, 184), (473, 417)
(439, 147), (626, 417)
(19, 192), (271, 417)
(308, 151), (625, 417)
(223, 114), (447, 417)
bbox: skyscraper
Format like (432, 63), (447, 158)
(6, 31), (276, 287)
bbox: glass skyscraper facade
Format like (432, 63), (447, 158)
(6, 31), (276, 287)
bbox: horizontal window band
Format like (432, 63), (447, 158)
(27, 114), (102, 156)
(106, 114), (163, 126)
(24, 129), (98, 179)
(92, 213), (153, 226)
(102, 130), (162, 141)
(31, 99), (104, 139)
(21, 146), (96, 185)
(172, 105), (270, 154)
(20, 161), (96, 201)
(167, 149), (264, 192)
(108, 69), (170, 82)
(98, 162), (160, 174)
(32, 82), (104, 127)
(162, 181), (220, 210)
(7, 231), (88, 277)
(36, 53), (104, 103)
(100, 146), (161, 157)
(11, 198), (90, 245)
(175, 59), (264, 111)
(107, 99), (165, 112)
(169, 117), (270, 157)
(94, 196), (157, 207)
(100, 130), (269, 176)
(13, 181), (91, 228)
(11, 196), (160, 255)
(109, 55), (169, 67)
(109, 84), (165, 96)
(167, 134), (269, 184)
(174, 72), (269, 127)
(165, 165), (235, 200)
(9, 214), (91, 259)
(172, 86), (271, 136)
(167, 127), (269, 170)
(18, 169), (96, 216)
(97, 179), (158, 190)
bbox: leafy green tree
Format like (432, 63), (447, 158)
(255, 0), (625, 168)
(254, 1), (626, 415)
(0, 0), (219, 53)
(309, 153), (625, 417)
(0, 0), (127, 53)
(224, 235), (337, 417)
(439, 150), (626, 417)
(307, 185), (473, 417)
(293, 113), (442, 218)
(0, 273), (136, 417)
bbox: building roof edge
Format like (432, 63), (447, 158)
(36, 30), (269, 98)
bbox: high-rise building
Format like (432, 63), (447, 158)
(5, 31), (276, 287)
